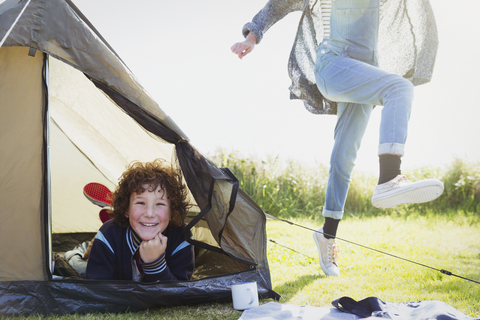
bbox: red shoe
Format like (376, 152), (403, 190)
(83, 182), (112, 208)
(99, 208), (113, 223)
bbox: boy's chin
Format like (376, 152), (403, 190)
(137, 230), (159, 241)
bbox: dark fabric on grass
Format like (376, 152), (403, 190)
(332, 296), (479, 320)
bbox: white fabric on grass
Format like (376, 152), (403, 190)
(238, 302), (361, 320)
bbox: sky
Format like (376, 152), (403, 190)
(61, 0), (480, 174)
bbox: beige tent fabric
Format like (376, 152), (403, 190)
(0, 0), (188, 142)
(0, 47), (46, 281)
(0, 0), (198, 234)
(49, 56), (179, 233)
(50, 120), (113, 233)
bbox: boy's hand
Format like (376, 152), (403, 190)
(139, 233), (168, 263)
(231, 32), (257, 59)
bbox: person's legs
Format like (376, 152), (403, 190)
(314, 101), (373, 277)
(313, 43), (443, 276)
(316, 46), (443, 208)
(316, 48), (414, 151)
(378, 154), (402, 184)
(323, 102), (373, 221)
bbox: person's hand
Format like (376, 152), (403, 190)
(82, 236), (96, 261)
(139, 233), (168, 263)
(231, 32), (257, 59)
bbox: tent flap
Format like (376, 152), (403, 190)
(0, 270), (278, 315)
(0, 46), (46, 281)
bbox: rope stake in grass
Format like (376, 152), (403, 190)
(265, 213), (480, 285)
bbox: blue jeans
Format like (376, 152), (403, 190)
(314, 0), (414, 219)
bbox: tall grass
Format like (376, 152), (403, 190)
(209, 150), (480, 219)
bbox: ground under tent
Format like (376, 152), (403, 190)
(0, 0), (278, 315)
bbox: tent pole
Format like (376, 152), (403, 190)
(42, 54), (53, 280)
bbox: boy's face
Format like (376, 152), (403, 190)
(127, 184), (171, 241)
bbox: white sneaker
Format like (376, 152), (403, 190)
(313, 227), (339, 276)
(372, 175), (444, 209)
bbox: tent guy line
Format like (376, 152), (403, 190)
(268, 239), (316, 260)
(265, 214), (480, 285)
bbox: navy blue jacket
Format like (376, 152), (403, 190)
(86, 220), (194, 282)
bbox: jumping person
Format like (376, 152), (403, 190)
(86, 159), (194, 281)
(231, 0), (443, 277)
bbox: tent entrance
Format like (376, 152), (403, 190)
(47, 55), (253, 281)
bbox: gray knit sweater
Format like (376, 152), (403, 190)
(242, 0), (439, 115)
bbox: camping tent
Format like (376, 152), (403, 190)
(0, 0), (278, 315)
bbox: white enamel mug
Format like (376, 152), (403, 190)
(230, 281), (259, 310)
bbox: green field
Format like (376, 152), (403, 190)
(13, 214), (479, 320)
(266, 215), (480, 317)
(6, 154), (480, 319)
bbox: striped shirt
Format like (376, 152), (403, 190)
(320, 0), (332, 38)
(320, 0), (386, 39)
(86, 219), (194, 281)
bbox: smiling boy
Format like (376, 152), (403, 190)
(86, 159), (194, 282)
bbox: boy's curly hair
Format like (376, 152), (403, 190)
(110, 159), (191, 229)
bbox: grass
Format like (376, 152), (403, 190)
(209, 150), (480, 218)
(7, 214), (479, 319)
(266, 213), (480, 316)
(5, 153), (480, 319)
